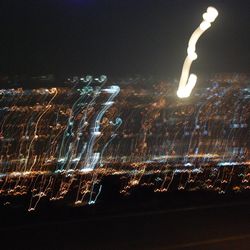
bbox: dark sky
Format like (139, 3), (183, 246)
(0, 0), (249, 77)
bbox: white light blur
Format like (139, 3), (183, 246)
(177, 6), (218, 98)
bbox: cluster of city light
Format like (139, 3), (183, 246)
(0, 75), (124, 209)
(2, 6), (250, 211)
(177, 6), (219, 98)
(0, 77), (250, 210)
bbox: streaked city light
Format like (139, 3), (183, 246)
(0, 74), (250, 210)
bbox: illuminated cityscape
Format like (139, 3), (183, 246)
(1, 0), (250, 249)
(0, 74), (250, 210)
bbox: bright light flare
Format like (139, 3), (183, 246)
(177, 6), (218, 98)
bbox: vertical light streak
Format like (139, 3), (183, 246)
(24, 88), (58, 172)
(82, 85), (120, 171)
(57, 76), (93, 170)
(177, 6), (218, 98)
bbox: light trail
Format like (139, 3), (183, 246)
(82, 85), (120, 172)
(24, 88), (58, 172)
(57, 76), (94, 171)
(177, 6), (218, 98)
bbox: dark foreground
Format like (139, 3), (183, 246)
(1, 188), (250, 250)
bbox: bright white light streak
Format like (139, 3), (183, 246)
(177, 6), (218, 98)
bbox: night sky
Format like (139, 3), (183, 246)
(0, 0), (249, 78)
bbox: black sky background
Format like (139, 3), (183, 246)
(0, 0), (249, 78)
